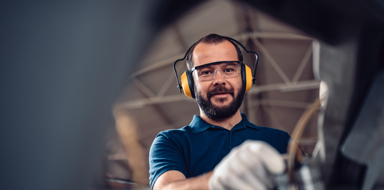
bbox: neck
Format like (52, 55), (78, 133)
(199, 109), (242, 130)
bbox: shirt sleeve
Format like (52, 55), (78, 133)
(281, 131), (291, 154)
(149, 132), (187, 189)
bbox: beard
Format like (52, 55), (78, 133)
(196, 85), (245, 121)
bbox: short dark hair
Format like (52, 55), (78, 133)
(186, 34), (243, 70)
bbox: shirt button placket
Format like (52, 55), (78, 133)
(228, 130), (234, 150)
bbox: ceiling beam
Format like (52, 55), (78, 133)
(157, 71), (176, 97)
(131, 78), (175, 127)
(132, 77), (156, 98)
(248, 80), (320, 94)
(130, 54), (183, 78)
(248, 99), (313, 109)
(292, 44), (313, 83)
(129, 32), (313, 79)
(237, 32), (313, 40)
(120, 94), (194, 109)
(252, 37), (292, 84)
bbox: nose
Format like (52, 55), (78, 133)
(213, 70), (226, 86)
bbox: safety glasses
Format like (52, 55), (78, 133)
(191, 61), (241, 82)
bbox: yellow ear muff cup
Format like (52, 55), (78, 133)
(181, 71), (194, 98)
(244, 65), (253, 92)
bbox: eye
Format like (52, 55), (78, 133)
(200, 70), (212, 76)
(223, 64), (237, 73)
(224, 68), (235, 73)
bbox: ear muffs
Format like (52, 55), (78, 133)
(173, 36), (259, 100)
(181, 70), (195, 99)
(243, 64), (253, 93)
(181, 64), (252, 99)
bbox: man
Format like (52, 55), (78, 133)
(149, 34), (290, 190)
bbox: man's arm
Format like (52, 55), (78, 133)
(153, 170), (213, 190)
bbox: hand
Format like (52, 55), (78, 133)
(209, 140), (285, 190)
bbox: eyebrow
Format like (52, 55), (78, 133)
(191, 61), (240, 71)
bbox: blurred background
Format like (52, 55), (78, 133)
(1, 0), (383, 190)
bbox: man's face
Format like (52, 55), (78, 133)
(192, 40), (244, 120)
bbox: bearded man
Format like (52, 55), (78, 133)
(149, 34), (290, 190)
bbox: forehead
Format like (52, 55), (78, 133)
(192, 40), (238, 67)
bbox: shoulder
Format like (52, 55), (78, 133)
(253, 124), (290, 142)
(246, 120), (289, 136)
(260, 126), (290, 154)
(149, 127), (192, 189)
(241, 113), (289, 137)
(150, 126), (193, 151)
(258, 125), (289, 136)
(155, 125), (192, 141)
(245, 121), (290, 154)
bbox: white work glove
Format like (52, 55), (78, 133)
(209, 140), (285, 190)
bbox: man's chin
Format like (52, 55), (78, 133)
(210, 100), (232, 108)
(196, 86), (245, 121)
(211, 93), (232, 99)
(211, 95), (233, 104)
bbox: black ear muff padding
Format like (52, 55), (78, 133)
(186, 70), (195, 99)
(241, 64), (247, 94)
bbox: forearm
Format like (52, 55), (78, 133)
(161, 171), (213, 190)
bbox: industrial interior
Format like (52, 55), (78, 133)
(1, 0), (384, 190)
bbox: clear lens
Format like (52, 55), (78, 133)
(193, 61), (240, 82)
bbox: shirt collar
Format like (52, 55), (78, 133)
(189, 113), (259, 134)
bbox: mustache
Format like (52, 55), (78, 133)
(207, 86), (234, 99)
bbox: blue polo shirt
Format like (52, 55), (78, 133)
(148, 113), (290, 189)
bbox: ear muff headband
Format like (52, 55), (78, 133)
(173, 36), (259, 98)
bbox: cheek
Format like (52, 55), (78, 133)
(229, 78), (243, 92)
(194, 82), (208, 95)
(237, 80), (243, 90)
